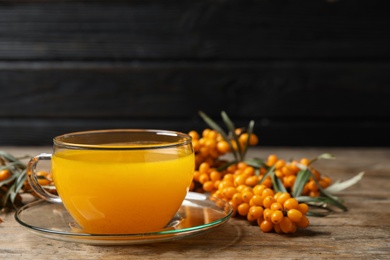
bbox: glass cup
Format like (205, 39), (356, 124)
(27, 129), (194, 234)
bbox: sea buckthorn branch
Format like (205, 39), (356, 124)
(191, 111), (365, 232)
(0, 151), (28, 211)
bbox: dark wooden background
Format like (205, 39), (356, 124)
(1, 0), (389, 146)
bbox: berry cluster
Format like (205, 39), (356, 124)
(266, 154), (332, 197)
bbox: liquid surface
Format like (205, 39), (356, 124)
(52, 149), (194, 234)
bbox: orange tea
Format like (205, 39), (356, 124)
(52, 148), (194, 234)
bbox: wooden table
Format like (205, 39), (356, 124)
(1, 146), (389, 259)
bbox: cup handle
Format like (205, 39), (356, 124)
(27, 153), (62, 203)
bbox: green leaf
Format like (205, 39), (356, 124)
(309, 153), (335, 164)
(241, 120), (255, 160)
(325, 172), (365, 193)
(258, 165), (275, 185)
(292, 169), (311, 198)
(272, 173), (287, 193)
(221, 111), (243, 160)
(244, 158), (268, 170)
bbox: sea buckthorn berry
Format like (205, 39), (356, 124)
(297, 215), (310, 228)
(234, 174), (247, 186)
(273, 191), (282, 201)
(284, 198), (299, 210)
(287, 209), (303, 223)
(260, 220), (274, 233)
(276, 192), (291, 205)
(307, 179), (319, 192)
(273, 223), (283, 234)
(262, 177), (273, 188)
(300, 157), (310, 166)
(188, 130), (199, 140)
(209, 171), (221, 181)
(232, 192), (243, 205)
(0, 169), (11, 181)
(262, 188), (274, 197)
(271, 210), (284, 224)
(202, 181), (214, 192)
(267, 154), (278, 166)
(270, 202), (283, 211)
(242, 190), (254, 203)
(263, 208), (273, 221)
(237, 203), (250, 216)
(309, 190), (320, 197)
(297, 203), (309, 215)
(281, 166), (294, 176)
(247, 206), (264, 221)
(283, 175), (296, 188)
(219, 179), (234, 190)
(250, 194), (264, 206)
(253, 184), (266, 195)
(198, 173), (209, 184)
(223, 187), (237, 199)
(202, 128), (211, 138)
(274, 159), (286, 170)
(263, 196), (276, 208)
(223, 173), (235, 183)
(243, 166), (255, 177)
(245, 176), (258, 187)
(280, 217), (293, 233)
(199, 162), (210, 174)
(216, 141), (230, 154)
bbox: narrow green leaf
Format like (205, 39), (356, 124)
(292, 169), (311, 198)
(325, 172), (365, 193)
(241, 120), (255, 160)
(272, 173), (287, 193)
(221, 111), (243, 160)
(244, 158), (268, 169)
(309, 153), (335, 164)
(258, 165), (275, 185)
(10, 170), (27, 205)
(216, 160), (238, 172)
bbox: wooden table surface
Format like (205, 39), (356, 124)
(1, 146), (389, 259)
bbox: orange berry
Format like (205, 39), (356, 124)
(270, 202), (283, 211)
(247, 206), (264, 221)
(202, 181), (214, 192)
(297, 215), (310, 228)
(249, 195), (264, 207)
(245, 175), (259, 187)
(280, 216), (293, 233)
(253, 184), (266, 195)
(297, 203), (309, 215)
(300, 157), (310, 166)
(198, 173), (209, 184)
(216, 141), (230, 154)
(267, 154), (278, 166)
(263, 196), (276, 209)
(287, 209), (303, 223)
(276, 192), (291, 205)
(237, 203), (250, 216)
(271, 210), (284, 224)
(198, 162), (210, 174)
(0, 169), (11, 181)
(188, 130), (199, 140)
(241, 190), (254, 203)
(284, 198), (299, 210)
(260, 220), (274, 233)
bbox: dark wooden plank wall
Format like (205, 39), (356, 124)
(1, 0), (389, 146)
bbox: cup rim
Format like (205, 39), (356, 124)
(53, 129), (192, 150)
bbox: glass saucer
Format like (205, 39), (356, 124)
(15, 192), (233, 245)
